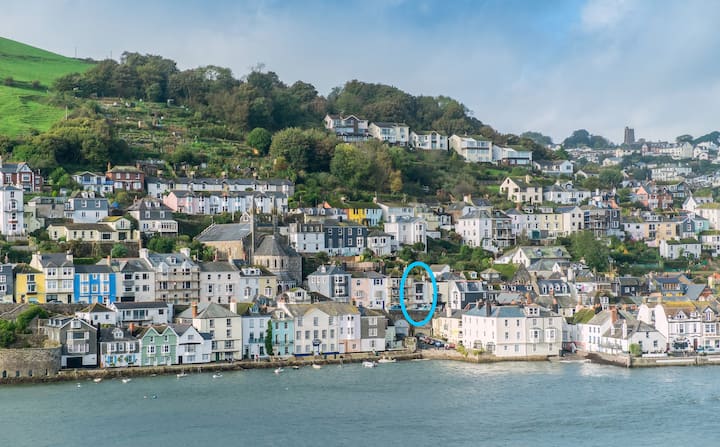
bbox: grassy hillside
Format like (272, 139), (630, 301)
(0, 37), (92, 136)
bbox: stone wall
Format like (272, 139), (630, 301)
(0, 347), (61, 382)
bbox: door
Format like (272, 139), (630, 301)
(66, 357), (83, 368)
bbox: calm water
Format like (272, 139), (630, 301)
(2, 360), (720, 446)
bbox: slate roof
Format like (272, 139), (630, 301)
(75, 264), (114, 274)
(255, 235), (294, 257)
(112, 302), (169, 310)
(177, 302), (239, 319)
(195, 223), (252, 242)
(80, 302), (113, 313)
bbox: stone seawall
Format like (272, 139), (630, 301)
(420, 348), (550, 363)
(0, 350), (422, 385)
(0, 347), (61, 383)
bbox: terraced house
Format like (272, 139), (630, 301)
(73, 264), (116, 304)
(30, 252), (75, 304)
(139, 325), (178, 366)
(140, 248), (200, 304)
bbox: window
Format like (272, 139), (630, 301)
(296, 331), (301, 340)
(226, 329), (232, 338)
(147, 345), (156, 354)
(369, 328), (377, 337)
(226, 318), (231, 327)
(162, 345), (170, 354)
(209, 320), (215, 328)
(313, 317), (319, 326)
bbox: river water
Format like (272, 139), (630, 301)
(2, 360), (719, 446)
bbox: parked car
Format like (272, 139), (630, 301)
(433, 340), (444, 348)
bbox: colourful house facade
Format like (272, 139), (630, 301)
(139, 325), (178, 366)
(14, 265), (46, 303)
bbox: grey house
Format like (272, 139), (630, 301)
(43, 316), (98, 368)
(307, 264), (351, 303)
(99, 326), (140, 368)
(0, 263), (15, 303)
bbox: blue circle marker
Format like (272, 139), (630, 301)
(399, 261), (438, 327)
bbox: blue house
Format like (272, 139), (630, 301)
(271, 307), (295, 357)
(73, 264), (117, 304)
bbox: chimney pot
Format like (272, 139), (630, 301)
(191, 302), (198, 318)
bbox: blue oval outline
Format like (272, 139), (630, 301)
(399, 261), (438, 327)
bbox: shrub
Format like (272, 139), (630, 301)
(629, 343), (642, 357)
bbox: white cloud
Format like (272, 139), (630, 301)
(2, 0), (720, 144)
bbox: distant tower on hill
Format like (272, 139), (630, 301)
(624, 126), (635, 145)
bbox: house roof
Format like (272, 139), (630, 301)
(195, 223), (252, 242)
(283, 302), (360, 317)
(177, 303), (239, 319)
(254, 235), (296, 258)
(112, 302), (169, 310)
(80, 302), (113, 313)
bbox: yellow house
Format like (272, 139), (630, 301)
(257, 268), (279, 296)
(14, 265), (46, 304)
(341, 202), (382, 226)
(432, 310), (463, 345)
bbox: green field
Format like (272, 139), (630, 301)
(0, 37), (92, 136)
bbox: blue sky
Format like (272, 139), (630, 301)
(3, 0), (720, 143)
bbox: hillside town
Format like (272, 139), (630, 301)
(3, 118), (720, 378)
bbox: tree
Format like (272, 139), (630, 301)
(265, 320), (274, 356)
(568, 231), (609, 271)
(390, 170), (403, 194)
(315, 251), (330, 265)
(111, 244), (128, 258)
(599, 168), (623, 188)
(246, 128), (272, 155)
(147, 236), (176, 253)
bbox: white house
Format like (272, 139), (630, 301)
(462, 303), (563, 357)
(599, 319), (666, 355)
(410, 131), (448, 150)
(638, 301), (710, 352)
(449, 135), (493, 163)
(368, 122), (409, 146)
(534, 160), (574, 176)
(384, 216), (427, 249)
(177, 302), (243, 362)
(172, 323), (212, 364)
(0, 186), (23, 236)
(281, 302), (361, 355)
(75, 302), (117, 326)
(240, 304), (272, 360)
(659, 239), (701, 259)
(111, 302), (171, 326)
(323, 114), (370, 142)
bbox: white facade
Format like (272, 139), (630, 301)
(175, 324), (212, 364)
(449, 135), (493, 163)
(368, 122), (409, 146)
(659, 239), (701, 259)
(242, 313), (272, 359)
(0, 186), (23, 236)
(384, 216), (427, 248)
(456, 211), (493, 250)
(410, 131), (448, 150)
(462, 304), (563, 357)
(199, 263), (241, 304)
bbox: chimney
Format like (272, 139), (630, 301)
(129, 322), (135, 334)
(66, 250), (73, 263)
(525, 292), (532, 305)
(610, 306), (618, 324)
(191, 302), (198, 318)
(485, 299), (492, 317)
(552, 297), (559, 314)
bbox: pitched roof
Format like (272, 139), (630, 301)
(80, 302), (112, 313)
(177, 302), (239, 319)
(195, 223), (252, 242)
(255, 235), (294, 257)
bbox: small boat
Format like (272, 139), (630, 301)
(311, 364), (322, 369)
(274, 367), (284, 374)
(378, 357), (396, 364)
(93, 378), (103, 383)
(121, 378), (132, 384)
(362, 361), (376, 368)
(291, 365), (300, 370)
(76, 383), (82, 388)
(176, 371), (188, 379)
(212, 373), (223, 379)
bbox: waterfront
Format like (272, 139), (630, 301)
(3, 360), (720, 446)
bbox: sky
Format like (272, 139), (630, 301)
(2, 0), (719, 144)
